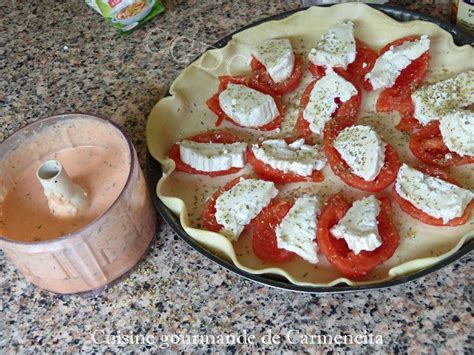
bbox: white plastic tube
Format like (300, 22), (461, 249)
(36, 160), (89, 218)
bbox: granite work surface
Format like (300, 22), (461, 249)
(0, 0), (472, 353)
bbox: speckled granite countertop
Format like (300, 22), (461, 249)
(1, 0), (472, 352)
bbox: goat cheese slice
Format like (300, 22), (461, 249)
(251, 139), (326, 176)
(439, 110), (474, 157)
(276, 196), (320, 264)
(215, 178), (278, 241)
(219, 83), (279, 128)
(333, 125), (386, 181)
(303, 69), (358, 135)
(179, 140), (247, 172)
(395, 164), (474, 224)
(412, 70), (474, 125)
(330, 195), (382, 255)
(365, 35), (430, 90)
(308, 21), (356, 69)
(254, 38), (295, 83)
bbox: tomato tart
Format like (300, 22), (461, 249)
(148, 4), (474, 287)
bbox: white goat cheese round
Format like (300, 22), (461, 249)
(219, 83), (279, 127)
(302, 69), (357, 135)
(251, 139), (326, 176)
(276, 195), (320, 264)
(215, 178), (278, 240)
(333, 125), (386, 181)
(308, 21), (356, 69)
(254, 38), (295, 83)
(179, 140), (247, 172)
(330, 195), (382, 255)
(395, 164), (474, 224)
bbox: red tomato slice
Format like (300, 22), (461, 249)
(246, 146), (324, 184)
(366, 36), (431, 91)
(396, 115), (424, 134)
(206, 76), (285, 131)
(202, 174), (255, 233)
(378, 36), (431, 89)
(252, 200), (295, 262)
(294, 70), (362, 138)
(373, 37), (431, 133)
(376, 86), (410, 115)
(376, 86), (423, 134)
(217, 75), (248, 91)
(393, 165), (474, 226)
(416, 164), (457, 184)
(317, 194), (399, 278)
(409, 121), (474, 167)
(347, 40), (379, 89)
(308, 63), (326, 80)
(294, 79), (318, 137)
(168, 130), (244, 176)
(250, 54), (304, 95)
(323, 121), (401, 192)
(308, 39), (378, 89)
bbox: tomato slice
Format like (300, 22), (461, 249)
(347, 40), (379, 89)
(202, 174), (254, 233)
(322, 121), (401, 192)
(397, 114), (423, 134)
(308, 63), (326, 80)
(378, 36), (431, 89)
(252, 200), (295, 262)
(373, 36), (431, 133)
(308, 39), (378, 89)
(294, 79), (318, 137)
(317, 194), (399, 278)
(409, 121), (474, 167)
(217, 75), (248, 92)
(393, 165), (474, 226)
(366, 36), (431, 91)
(250, 54), (304, 95)
(294, 70), (362, 138)
(376, 85), (424, 134)
(168, 130), (245, 176)
(246, 145), (324, 184)
(206, 76), (285, 131)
